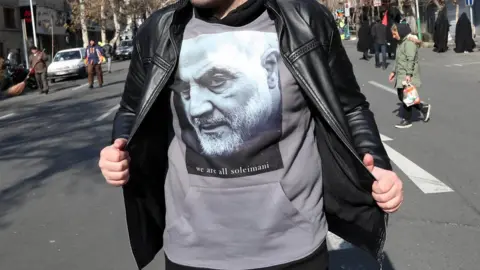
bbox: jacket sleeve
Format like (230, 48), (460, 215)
(403, 41), (417, 76)
(320, 5), (392, 170)
(111, 40), (145, 142)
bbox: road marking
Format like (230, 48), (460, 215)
(445, 61), (480, 67)
(368, 81), (397, 95)
(327, 232), (353, 250)
(380, 134), (454, 194)
(95, 104), (120, 122)
(71, 80), (98, 91)
(380, 134), (393, 141)
(0, 113), (15, 120)
(71, 83), (89, 91)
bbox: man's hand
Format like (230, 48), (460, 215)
(363, 154), (403, 213)
(99, 138), (130, 187)
(405, 75), (412, 83)
(388, 72), (395, 82)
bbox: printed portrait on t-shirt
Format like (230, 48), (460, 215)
(171, 31), (284, 178)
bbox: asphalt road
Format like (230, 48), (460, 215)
(0, 46), (479, 270)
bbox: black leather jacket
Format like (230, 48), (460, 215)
(112, 0), (392, 268)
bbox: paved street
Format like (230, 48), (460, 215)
(0, 45), (479, 270)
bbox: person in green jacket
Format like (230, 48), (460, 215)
(389, 24), (432, 129)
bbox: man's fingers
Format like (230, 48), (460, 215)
(372, 174), (397, 194)
(372, 188), (396, 203)
(103, 170), (129, 182)
(99, 159), (129, 172)
(376, 195), (403, 212)
(113, 138), (127, 150)
(101, 146), (129, 162)
(363, 153), (375, 173)
(106, 178), (129, 187)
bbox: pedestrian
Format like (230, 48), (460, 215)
(433, 7), (450, 53)
(386, 7), (401, 59)
(454, 13), (476, 53)
(371, 16), (388, 69)
(357, 16), (372, 60)
(99, 1), (404, 270)
(29, 46), (49, 94)
(85, 39), (104, 88)
(102, 41), (113, 73)
(389, 24), (431, 129)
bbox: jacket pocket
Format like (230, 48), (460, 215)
(165, 182), (316, 260)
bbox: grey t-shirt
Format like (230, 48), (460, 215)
(164, 11), (327, 269)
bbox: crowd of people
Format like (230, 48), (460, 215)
(0, 39), (115, 97)
(356, 8), (477, 129)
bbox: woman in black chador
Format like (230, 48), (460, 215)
(357, 16), (372, 60)
(433, 8), (450, 52)
(454, 13), (476, 53)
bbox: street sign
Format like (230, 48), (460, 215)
(466, 0), (474, 6)
(374, 0), (382, 7)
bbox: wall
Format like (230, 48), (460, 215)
(0, 4), (23, 59)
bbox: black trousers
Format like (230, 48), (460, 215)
(397, 88), (424, 120)
(165, 241), (328, 270)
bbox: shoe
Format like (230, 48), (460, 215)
(99, 84), (103, 88)
(421, 104), (431, 122)
(89, 85), (93, 89)
(395, 119), (412, 129)
(382, 65), (387, 70)
(45, 90), (49, 95)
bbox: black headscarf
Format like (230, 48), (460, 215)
(396, 23), (412, 40)
(194, 0), (266, 27)
(454, 13), (476, 53)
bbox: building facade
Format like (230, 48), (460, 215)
(0, 0), (23, 59)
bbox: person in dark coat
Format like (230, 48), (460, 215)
(454, 13), (476, 53)
(357, 16), (372, 60)
(371, 16), (388, 69)
(387, 7), (401, 59)
(433, 8), (450, 53)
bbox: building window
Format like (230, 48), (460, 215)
(3, 8), (16, 29)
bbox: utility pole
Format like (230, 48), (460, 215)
(29, 0), (38, 47)
(415, 0), (422, 40)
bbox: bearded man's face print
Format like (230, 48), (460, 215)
(172, 31), (282, 157)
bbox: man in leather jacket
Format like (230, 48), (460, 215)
(99, 0), (404, 269)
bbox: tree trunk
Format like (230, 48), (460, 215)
(124, 0), (133, 36)
(79, 0), (89, 47)
(100, 0), (107, 43)
(109, 0), (122, 46)
(455, 3), (459, 22)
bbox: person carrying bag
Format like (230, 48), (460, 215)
(85, 40), (104, 89)
(389, 24), (432, 129)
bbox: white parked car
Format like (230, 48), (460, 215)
(47, 48), (87, 83)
